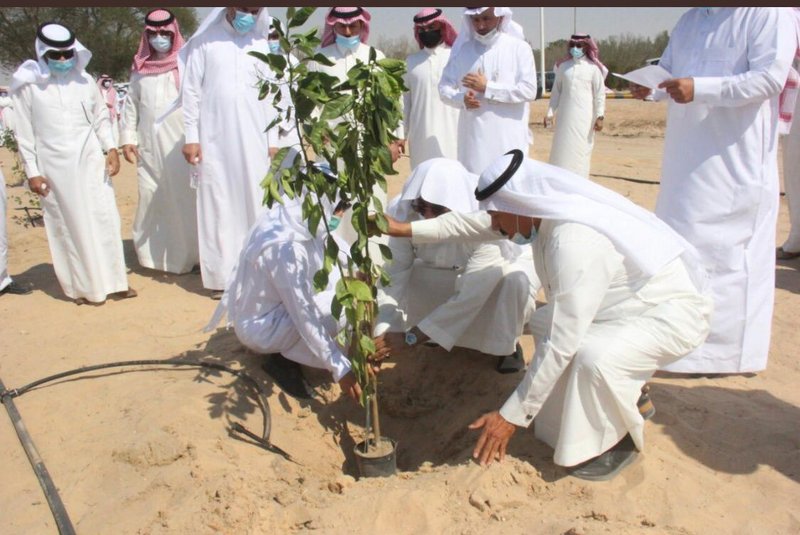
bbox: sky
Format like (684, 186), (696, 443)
(196, 7), (688, 46)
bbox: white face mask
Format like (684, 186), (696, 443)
(149, 34), (172, 53)
(474, 27), (499, 46)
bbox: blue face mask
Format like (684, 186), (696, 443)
(47, 57), (76, 76)
(149, 35), (172, 53)
(335, 33), (361, 50)
(569, 46), (585, 59)
(510, 216), (537, 245)
(268, 40), (281, 54)
(327, 216), (341, 231)
(232, 11), (256, 35)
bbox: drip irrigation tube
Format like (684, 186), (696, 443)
(0, 358), (290, 534)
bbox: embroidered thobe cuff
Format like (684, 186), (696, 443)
(184, 125), (200, 144)
(691, 76), (723, 104)
(329, 352), (352, 382)
(483, 81), (500, 102)
(499, 392), (536, 428)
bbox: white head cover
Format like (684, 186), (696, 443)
(450, 7), (525, 58)
(10, 22), (92, 92)
(476, 150), (709, 292)
(390, 158), (478, 221)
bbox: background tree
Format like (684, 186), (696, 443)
(0, 8), (198, 81)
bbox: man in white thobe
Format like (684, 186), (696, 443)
(121, 9), (199, 275)
(544, 34), (606, 178)
(11, 23), (134, 305)
(439, 7), (537, 174)
(180, 7), (285, 296)
(632, 8), (795, 374)
(386, 152), (711, 480)
(402, 8), (460, 168)
(373, 158), (537, 373)
(205, 180), (361, 402)
(98, 74), (119, 148)
(0, 167), (32, 296)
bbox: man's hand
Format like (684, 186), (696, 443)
(105, 149), (120, 177)
(658, 77), (694, 104)
(469, 411), (517, 466)
(338, 371), (362, 402)
(28, 176), (52, 197)
(182, 143), (203, 165)
(462, 71), (487, 93)
(464, 90), (481, 110)
(121, 144), (139, 164)
(628, 82), (652, 100)
(594, 117), (604, 132)
(372, 332), (405, 362)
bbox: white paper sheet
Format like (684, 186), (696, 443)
(612, 65), (673, 90)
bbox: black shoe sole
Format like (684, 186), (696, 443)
(261, 354), (313, 400)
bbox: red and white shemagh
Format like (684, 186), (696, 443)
(320, 7), (371, 48)
(412, 8), (457, 49)
(131, 9), (185, 88)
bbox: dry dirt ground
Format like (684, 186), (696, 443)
(1, 99), (799, 534)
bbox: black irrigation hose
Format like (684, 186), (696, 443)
(1, 359), (292, 534)
(0, 377), (76, 535)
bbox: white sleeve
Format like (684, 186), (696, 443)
(438, 54), (467, 109)
(484, 42), (538, 104)
(593, 67), (606, 119)
(90, 79), (116, 151)
(268, 242), (351, 381)
(693, 8), (794, 107)
(411, 211), (502, 245)
(119, 78), (139, 146)
(499, 225), (621, 427)
(181, 43), (205, 144)
(547, 64), (563, 116)
(10, 86), (40, 178)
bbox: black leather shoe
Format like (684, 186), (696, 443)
(0, 281), (33, 295)
(568, 434), (639, 481)
(496, 343), (524, 374)
(261, 354), (313, 400)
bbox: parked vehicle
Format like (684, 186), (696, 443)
(536, 70), (555, 99)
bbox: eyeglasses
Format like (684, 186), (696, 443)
(146, 29), (173, 37)
(411, 199), (448, 217)
(569, 42), (585, 48)
(44, 49), (74, 60)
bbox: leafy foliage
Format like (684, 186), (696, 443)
(0, 8), (198, 80)
(251, 8), (406, 440)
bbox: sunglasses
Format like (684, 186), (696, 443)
(146, 29), (173, 37)
(44, 49), (75, 60)
(569, 42), (586, 48)
(411, 199), (448, 217)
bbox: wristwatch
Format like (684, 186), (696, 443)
(404, 330), (418, 346)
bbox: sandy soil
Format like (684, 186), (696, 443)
(1, 99), (799, 535)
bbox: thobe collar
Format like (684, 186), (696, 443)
(423, 43), (449, 56)
(335, 41), (362, 57)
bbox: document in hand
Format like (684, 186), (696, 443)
(612, 65), (672, 90)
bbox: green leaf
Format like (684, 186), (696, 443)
(331, 294), (343, 320)
(313, 267), (329, 292)
(288, 7), (315, 28)
(378, 243), (393, 262)
(310, 52), (336, 67)
(369, 46), (377, 62)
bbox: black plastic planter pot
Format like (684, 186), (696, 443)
(353, 438), (397, 478)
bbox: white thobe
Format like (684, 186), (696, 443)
(0, 101), (15, 137)
(403, 45), (459, 168)
(311, 42), (391, 263)
(182, 20), (282, 290)
(13, 71), (128, 302)
(547, 57), (606, 178)
(121, 71), (199, 274)
(215, 228), (351, 381)
(439, 33), (537, 174)
(418, 214), (711, 466)
(100, 87), (119, 148)
(376, 211), (536, 356)
(781, 60), (800, 252)
(0, 167), (11, 291)
(655, 8), (794, 373)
